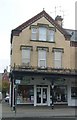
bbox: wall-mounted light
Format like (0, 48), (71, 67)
(32, 77), (34, 80)
(43, 78), (45, 80)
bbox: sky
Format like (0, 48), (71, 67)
(0, 0), (76, 73)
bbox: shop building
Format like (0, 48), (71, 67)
(9, 10), (77, 107)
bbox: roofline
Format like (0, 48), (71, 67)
(10, 10), (71, 44)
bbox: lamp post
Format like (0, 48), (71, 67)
(9, 71), (16, 113)
(51, 82), (54, 109)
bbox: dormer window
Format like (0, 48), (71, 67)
(31, 24), (55, 42)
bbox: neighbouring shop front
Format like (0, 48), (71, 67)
(9, 70), (77, 107)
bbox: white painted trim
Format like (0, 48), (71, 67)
(48, 85), (50, 106)
(34, 85), (36, 106)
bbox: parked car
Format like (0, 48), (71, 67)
(0, 92), (2, 102)
(4, 94), (9, 102)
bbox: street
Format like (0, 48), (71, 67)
(1, 102), (77, 120)
(1, 117), (76, 120)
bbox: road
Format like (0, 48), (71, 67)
(1, 102), (77, 120)
(1, 117), (76, 120)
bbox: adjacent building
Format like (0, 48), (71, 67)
(10, 10), (77, 107)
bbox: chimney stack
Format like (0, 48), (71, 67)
(55, 15), (63, 27)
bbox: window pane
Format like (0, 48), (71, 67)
(71, 87), (77, 99)
(40, 60), (46, 67)
(38, 50), (46, 67)
(54, 60), (61, 68)
(22, 49), (30, 65)
(48, 30), (54, 42)
(39, 27), (46, 41)
(54, 51), (62, 68)
(54, 52), (62, 60)
(31, 28), (37, 40)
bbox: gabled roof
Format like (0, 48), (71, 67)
(11, 10), (71, 43)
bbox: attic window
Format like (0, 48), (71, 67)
(31, 24), (55, 42)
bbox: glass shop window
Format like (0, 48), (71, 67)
(17, 85), (34, 104)
(50, 85), (67, 102)
(71, 87), (77, 99)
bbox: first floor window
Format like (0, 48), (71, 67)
(38, 50), (46, 68)
(22, 48), (30, 66)
(54, 51), (62, 68)
(17, 85), (34, 104)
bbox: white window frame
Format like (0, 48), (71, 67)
(39, 27), (46, 41)
(31, 27), (37, 40)
(54, 51), (62, 68)
(48, 29), (54, 42)
(38, 50), (46, 68)
(22, 48), (30, 66)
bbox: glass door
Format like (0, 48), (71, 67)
(42, 88), (47, 104)
(36, 87), (47, 105)
(37, 88), (41, 104)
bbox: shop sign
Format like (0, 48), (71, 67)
(21, 77), (30, 84)
(71, 81), (77, 86)
(55, 79), (65, 85)
(15, 79), (21, 84)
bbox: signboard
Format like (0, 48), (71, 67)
(21, 77), (30, 84)
(15, 79), (21, 84)
(55, 79), (66, 85)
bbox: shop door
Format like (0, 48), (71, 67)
(36, 87), (47, 105)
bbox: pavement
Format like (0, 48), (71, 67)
(1, 101), (77, 119)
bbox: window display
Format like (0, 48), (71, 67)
(71, 87), (77, 99)
(50, 85), (67, 103)
(17, 85), (34, 104)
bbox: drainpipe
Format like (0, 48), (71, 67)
(9, 72), (13, 108)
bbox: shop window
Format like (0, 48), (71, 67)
(17, 85), (34, 104)
(71, 87), (77, 99)
(50, 86), (67, 102)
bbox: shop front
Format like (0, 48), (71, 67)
(9, 70), (76, 107)
(13, 75), (69, 106)
(15, 77), (51, 106)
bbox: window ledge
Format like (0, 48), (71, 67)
(30, 40), (55, 43)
